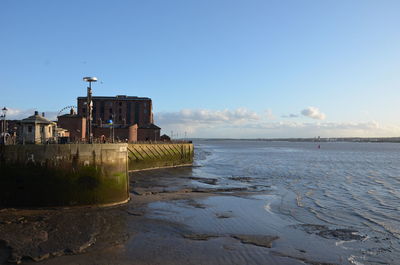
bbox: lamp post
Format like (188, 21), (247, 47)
(1, 107), (8, 135)
(83, 77), (97, 143)
(109, 114), (114, 143)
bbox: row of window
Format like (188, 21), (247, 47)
(82, 108), (146, 114)
(82, 108), (147, 124)
(25, 125), (51, 133)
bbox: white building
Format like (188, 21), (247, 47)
(21, 111), (56, 144)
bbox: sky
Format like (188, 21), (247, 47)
(1, 0), (400, 138)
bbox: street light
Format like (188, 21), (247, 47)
(83, 77), (97, 143)
(83, 76), (98, 84)
(1, 107), (7, 135)
(109, 114), (114, 143)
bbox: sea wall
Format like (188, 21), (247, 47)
(128, 143), (194, 171)
(0, 144), (129, 207)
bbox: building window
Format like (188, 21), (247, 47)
(119, 102), (122, 106)
(28, 126), (32, 133)
(82, 108), (86, 114)
(109, 108), (113, 113)
(119, 109), (122, 114)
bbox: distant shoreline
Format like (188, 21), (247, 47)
(188, 137), (400, 143)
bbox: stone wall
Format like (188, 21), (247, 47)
(128, 143), (193, 171)
(0, 144), (129, 207)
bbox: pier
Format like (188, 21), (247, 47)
(0, 142), (193, 207)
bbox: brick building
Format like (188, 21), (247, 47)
(59, 95), (160, 142)
(137, 123), (161, 141)
(77, 95), (153, 127)
(57, 108), (86, 141)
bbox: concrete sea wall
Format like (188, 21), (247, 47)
(128, 143), (194, 171)
(0, 144), (129, 207)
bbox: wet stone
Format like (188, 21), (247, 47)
(189, 177), (218, 185)
(228, 176), (253, 182)
(215, 212), (234, 219)
(231, 234), (279, 248)
(182, 234), (219, 241)
(186, 200), (208, 209)
(296, 224), (366, 241)
(317, 229), (366, 241)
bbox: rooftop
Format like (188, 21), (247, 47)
(77, 95), (151, 101)
(21, 112), (53, 124)
(58, 113), (85, 118)
(140, 123), (161, 129)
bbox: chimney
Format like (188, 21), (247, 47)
(34, 111), (39, 115)
(42, 112), (45, 117)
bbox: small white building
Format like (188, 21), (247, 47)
(21, 111), (56, 144)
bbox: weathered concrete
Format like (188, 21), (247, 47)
(128, 143), (193, 171)
(0, 144), (129, 207)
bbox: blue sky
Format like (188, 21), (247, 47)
(1, 0), (400, 138)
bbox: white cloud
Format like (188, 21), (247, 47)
(155, 108), (261, 137)
(155, 108), (399, 138)
(281, 113), (299, 118)
(3, 108), (58, 120)
(265, 109), (275, 120)
(156, 108), (260, 125)
(301, 107), (326, 120)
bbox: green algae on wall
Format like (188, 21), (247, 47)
(0, 144), (129, 207)
(127, 143), (193, 171)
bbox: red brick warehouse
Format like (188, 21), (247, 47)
(59, 95), (160, 142)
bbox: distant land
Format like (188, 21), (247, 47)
(189, 137), (400, 143)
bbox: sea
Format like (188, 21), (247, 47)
(189, 139), (400, 264)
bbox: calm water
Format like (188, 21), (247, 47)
(193, 140), (400, 264)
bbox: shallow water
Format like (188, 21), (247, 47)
(2, 140), (399, 265)
(187, 140), (400, 264)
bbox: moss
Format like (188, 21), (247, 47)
(127, 143), (194, 171)
(0, 143), (193, 206)
(0, 162), (128, 207)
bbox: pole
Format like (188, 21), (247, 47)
(83, 77), (97, 143)
(87, 82), (93, 143)
(1, 110), (6, 135)
(111, 114), (114, 143)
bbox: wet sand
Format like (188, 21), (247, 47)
(0, 167), (363, 265)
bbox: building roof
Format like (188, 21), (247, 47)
(21, 113), (53, 124)
(77, 95), (151, 101)
(58, 113), (85, 118)
(139, 123), (161, 129)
